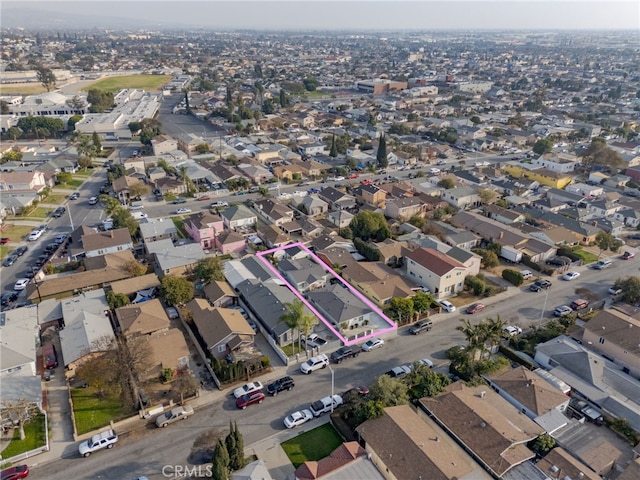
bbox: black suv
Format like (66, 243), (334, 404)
(51, 206), (66, 218)
(266, 376), (295, 396)
(1, 292), (18, 306)
(409, 320), (433, 335)
(529, 279), (552, 292)
(330, 346), (360, 363)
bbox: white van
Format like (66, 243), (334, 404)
(131, 212), (148, 220)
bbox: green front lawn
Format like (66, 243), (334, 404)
(0, 245), (8, 259)
(281, 423), (343, 468)
(281, 343), (306, 357)
(41, 194), (65, 205)
(25, 207), (53, 219)
(0, 414), (46, 459)
(0, 224), (34, 242)
(71, 387), (132, 435)
(571, 247), (599, 264)
(74, 169), (94, 177)
(55, 179), (84, 189)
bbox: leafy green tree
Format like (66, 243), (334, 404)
(195, 143), (210, 154)
(437, 178), (455, 189)
(124, 260), (147, 277)
(376, 134), (388, 168)
(384, 297), (414, 325)
(355, 399), (385, 421)
(92, 131), (102, 152)
(35, 64), (56, 92)
(474, 248), (500, 268)
(56, 172), (73, 185)
(325, 133), (336, 158)
(67, 114), (83, 130)
(408, 215), (426, 229)
(279, 88), (287, 108)
(107, 291), (131, 310)
(411, 291), (433, 315)
(226, 421), (245, 470)
(128, 182), (150, 200)
(615, 276), (640, 304)
(476, 188), (498, 204)
(193, 257), (224, 283)
(111, 208), (139, 237)
(531, 434), (556, 456)
(407, 364), (451, 399)
(532, 138), (554, 155)
(389, 123), (410, 135)
(303, 77), (318, 91)
(1, 149), (23, 163)
(582, 138), (624, 170)
(349, 211), (391, 242)
(594, 231), (624, 258)
(470, 115), (482, 125)
(66, 95), (86, 111)
(6, 127), (22, 141)
(76, 133), (97, 167)
(211, 439), (230, 480)
(107, 164), (126, 183)
(87, 89), (114, 113)
(0, 100), (9, 114)
(160, 276), (195, 306)
(369, 375), (409, 407)
(279, 299), (314, 350)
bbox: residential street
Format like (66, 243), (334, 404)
(24, 252), (639, 480)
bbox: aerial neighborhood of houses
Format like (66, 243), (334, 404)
(2, 25), (640, 480)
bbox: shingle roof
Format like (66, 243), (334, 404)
(406, 247), (465, 276)
(115, 299), (170, 337)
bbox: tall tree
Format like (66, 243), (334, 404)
(329, 133), (338, 158)
(376, 134), (388, 168)
(279, 299), (314, 351)
(92, 131), (102, 152)
(35, 64), (56, 92)
(193, 257), (224, 283)
(75, 133), (97, 168)
(211, 439), (230, 480)
(1, 399), (40, 440)
(160, 275), (195, 305)
(594, 230), (624, 258)
(279, 88), (287, 108)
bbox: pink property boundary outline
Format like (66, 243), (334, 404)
(256, 242), (397, 346)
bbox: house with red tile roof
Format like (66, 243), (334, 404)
(405, 246), (469, 299)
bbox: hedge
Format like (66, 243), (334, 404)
(498, 345), (537, 370)
(502, 269), (524, 286)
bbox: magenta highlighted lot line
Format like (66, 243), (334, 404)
(256, 242), (397, 346)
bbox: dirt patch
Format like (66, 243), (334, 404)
(574, 287), (602, 303)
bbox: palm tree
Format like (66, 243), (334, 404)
(483, 316), (507, 354)
(76, 133), (96, 168)
(278, 299), (315, 352)
(178, 165), (195, 194)
(456, 318), (482, 362)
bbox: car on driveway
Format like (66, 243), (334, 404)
(609, 286), (622, 295)
(503, 325), (523, 336)
(236, 390), (265, 410)
(0, 237), (10, 245)
(155, 405), (194, 427)
(466, 303), (485, 314)
(266, 376), (295, 396)
(361, 337), (384, 352)
(175, 208), (192, 214)
(283, 409), (313, 429)
(233, 381), (264, 399)
(438, 300), (456, 312)
(301, 333), (327, 348)
(562, 271), (581, 281)
(554, 305), (573, 317)
(529, 279), (552, 292)
(385, 365), (412, 379)
(622, 251), (635, 260)
(14, 278), (30, 291)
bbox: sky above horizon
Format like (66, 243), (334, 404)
(2, 1), (639, 31)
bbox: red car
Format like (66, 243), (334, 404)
(622, 251), (635, 260)
(0, 238), (10, 245)
(197, 196), (211, 201)
(1, 465), (29, 480)
(348, 173), (359, 179)
(360, 179), (372, 185)
(236, 390), (265, 410)
(466, 303), (486, 314)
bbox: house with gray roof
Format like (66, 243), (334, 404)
(300, 195), (328, 216)
(441, 186), (480, 209)
(235, 279), (298, 345)
(220, 204), (257, 230)
(278, 257), (329, 293)
(0, 306), (41, 405)
(253, 198), (294, 226)
(535, 335), (640, 433)
(307, 284), (372, 330)
(146, 238), (205, 276)
(59, 289), (115, 370)
(318, 187), (356, 210)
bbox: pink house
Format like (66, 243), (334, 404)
(184, 212), (224, 250)
(214, 230), (246, 255)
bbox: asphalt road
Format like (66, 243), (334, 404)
(26, 252), (640, 480)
